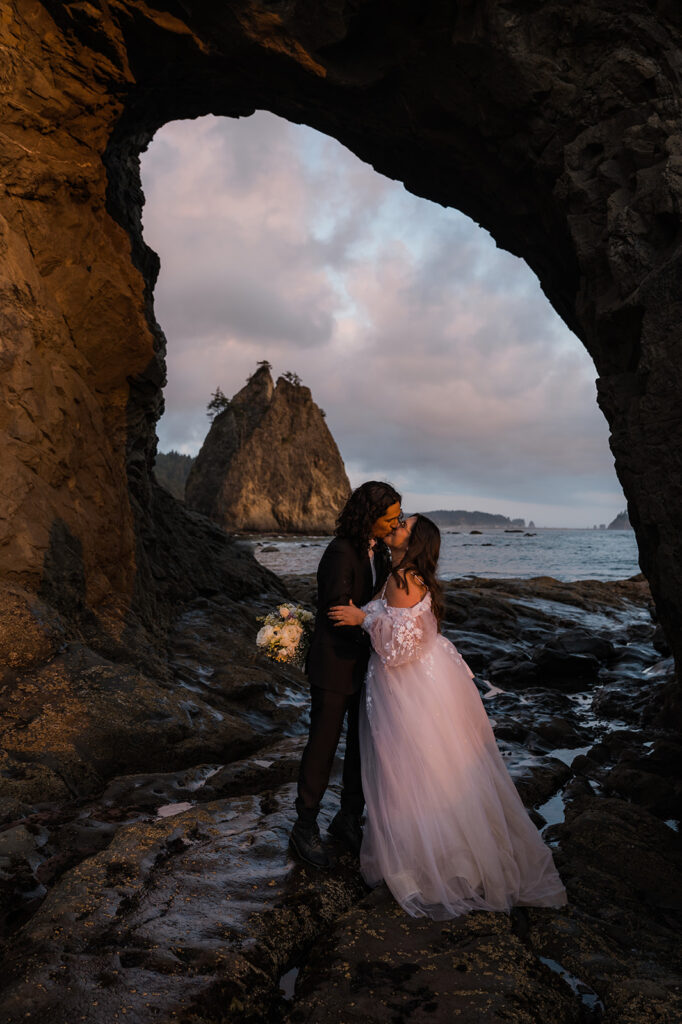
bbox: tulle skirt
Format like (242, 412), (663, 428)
(359, 635), (567, 919)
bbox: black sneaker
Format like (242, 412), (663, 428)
(289, 820), (332, 869)
(328, 810), (363, 857)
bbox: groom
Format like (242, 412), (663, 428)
(290, 481), (403, 868)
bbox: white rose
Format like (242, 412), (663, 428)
(256, 625), (275, 647)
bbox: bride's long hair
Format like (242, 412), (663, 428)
(392, 514), (445, 629)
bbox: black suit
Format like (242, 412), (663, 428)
(296, 536), (391, 824)
(307, 537), (391, 693)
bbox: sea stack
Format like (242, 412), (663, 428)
(608, 510), (632, 530)
(185, 365), (351, 533)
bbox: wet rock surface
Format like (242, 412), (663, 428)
(1, 573), (681, 1023)
(288, 891), (582, 1024)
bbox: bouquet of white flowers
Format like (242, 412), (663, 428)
(256, 603), (315, 667)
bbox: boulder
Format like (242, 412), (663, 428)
(532, 650), (601, 691)
(488, 654), (541, 690)
(540, 629), (616, 663)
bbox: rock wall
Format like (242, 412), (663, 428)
(0, 3), (681, 675)
(185, 366), (350, 533)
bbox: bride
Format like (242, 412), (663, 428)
(329, 514), (567, 920)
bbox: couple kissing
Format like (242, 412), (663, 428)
(290, 481), (566, 920)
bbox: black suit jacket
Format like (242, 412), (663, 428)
(306, 536), (392, 694)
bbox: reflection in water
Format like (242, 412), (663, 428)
(538, 791), (566, 829)
(279, 965), (300, 1000)
(539, 956), (605, 1016)
(156, 802), (194, 817)
(549, 746), (592, 766)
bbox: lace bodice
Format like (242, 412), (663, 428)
(361, 591), (438, 667)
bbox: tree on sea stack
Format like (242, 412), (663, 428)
(206, 386), (230, 422)
(185, 363), (351, 533)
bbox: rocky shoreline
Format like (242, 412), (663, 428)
(0, 572), (680, 1023)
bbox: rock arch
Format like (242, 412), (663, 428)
(2, 2), (681, 672)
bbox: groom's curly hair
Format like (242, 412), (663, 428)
(336, 481), (402, 553)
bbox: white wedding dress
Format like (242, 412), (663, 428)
(358, 587), (567, 920)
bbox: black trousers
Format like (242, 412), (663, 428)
(295, 685), (364, 825)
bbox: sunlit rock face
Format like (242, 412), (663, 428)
(1, 2), (682, 674)
(185, 365), (351, 534)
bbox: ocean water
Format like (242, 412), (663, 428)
(247, 528), (640, 582)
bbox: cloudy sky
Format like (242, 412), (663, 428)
(140, 112), (626, 528)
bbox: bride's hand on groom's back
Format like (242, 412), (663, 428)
(328, 600), (365, 627)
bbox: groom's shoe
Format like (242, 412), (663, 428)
(289, 820), (332, 869)
(328, 809), (363, 857)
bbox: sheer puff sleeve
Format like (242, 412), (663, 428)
(361, 595), (437, 667)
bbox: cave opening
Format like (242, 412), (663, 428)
(139, 111), (628, 547)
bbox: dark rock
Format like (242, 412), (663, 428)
(510, 757), (572, 807)
(0, 572), (678, 1022)
(562, 775), (596, 803)
(604, 765), (682, 820)
(287, 886), (580, 1024)
(652, 624), (672, 656)
(587, 736), (682, 819)
(561, 794), (675, 917)
(530, 715), (592, 749)
(491, 719), (531, 744)
(591, 675), (669, 724)
(441, 577), (654, 653)
(0, 785), (367, 1024)
(533, 652), (601, 691)
(488, 654), (541, 689)
(621, 621), (657, 642)
(531, 632), (605, 690)
(98, 763), (224, 814)
(644, 737), (682, 777)
(0, 591), (310, 823)
(443, 591), (522, 638)
(204, 737), (305, 800)
(442, 629), (516, 673)
(542, 629), (616, 663)
(601, 641), (661, 679)
(530, 796), (682, 1022)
